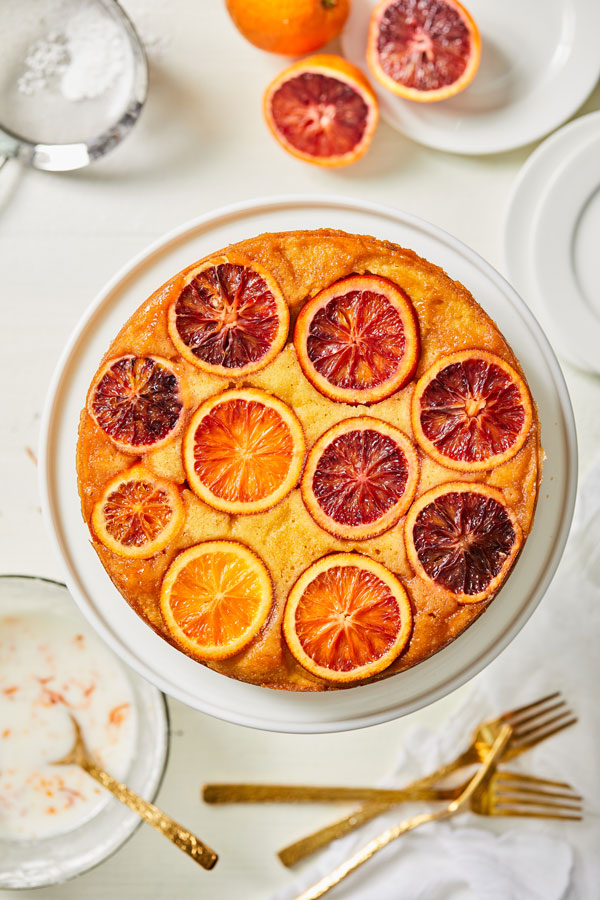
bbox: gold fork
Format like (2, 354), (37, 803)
(470, 770), (583, 820)
(292, 725), (514, 900)
(278, 691), (576, 865)
(53, 715), (218, 870)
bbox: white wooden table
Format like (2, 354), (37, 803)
(1, 3), (599, 897)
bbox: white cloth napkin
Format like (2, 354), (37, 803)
(272, 457), (600, 900)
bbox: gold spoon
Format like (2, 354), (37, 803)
(53, 714), (218, 870)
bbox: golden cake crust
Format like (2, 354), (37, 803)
(77, 229), (542, 691)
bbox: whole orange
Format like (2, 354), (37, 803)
(225, 0), (350, 56)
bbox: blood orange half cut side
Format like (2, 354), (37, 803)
(87, 355), (187, 454)
(367, 0), (481, 103)
(294, 273), (420, 404)
(183, 388), (305, 515)
(411, 350), (534, 472)
(168, 256), (289, 377)
(160, 541), (273, 660)
(283, 553), (412, 682)
(405, 482), (522, 604)
(263, 55), (379, 167)
(91, 465), (185, 559)
(301, 416), (419, 539)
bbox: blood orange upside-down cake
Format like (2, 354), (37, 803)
(77, 229), (541, 691)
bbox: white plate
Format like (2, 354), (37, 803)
(342, 0), (600, 155)
(504, 111), (600, 371)
(39, 195), (577, 734)
(531, 131), (600, 374)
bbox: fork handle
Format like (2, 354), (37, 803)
(204, 783), (457, 804)
(294, 808), (449, 900)
(279, 747), (478, 867)
(80, 759), (218, 870)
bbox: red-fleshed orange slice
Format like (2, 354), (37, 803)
(160, 541), (273, 660)
(183, 388), (305, 514)
(294, 274), (420, 404)
(168, 257), (288, 377)
(283, 553), (412, 682)
(411, 350), (533, 472)
(91, 465), (184, 559)
(405, 482), (522, 604)
(87, 355), (186, 454)
(301, 417), (419, 539)
(367, 0), (481, 103)
(263, 55), (379, 167)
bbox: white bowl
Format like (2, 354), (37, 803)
(39, 196), (577, 734)
(0, 576), (169, 890)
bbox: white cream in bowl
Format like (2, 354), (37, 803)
(0, 608), (136, 840)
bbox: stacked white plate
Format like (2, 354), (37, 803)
(504, 111), (600, 374)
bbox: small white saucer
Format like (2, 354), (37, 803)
(341, 0), (600, 155)
(504, 111), (600, 372)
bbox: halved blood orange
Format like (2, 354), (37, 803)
(87, 355), (186, 454)
(411, 350), (534, 472)
(91, 465), (185, 559)
(294, 273), (420, 404)
(367, 0), (481, 103)
(160, 541), (273, 660)
(183, 388), (305, 514)
(263, 55), (379, 167)
(405, 482), (522, 604)
(283, 553), (412, 683)
(167, 257), (289, 376)
(301, 417), (419, 539)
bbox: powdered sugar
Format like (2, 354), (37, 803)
(18, 5), (128, 102)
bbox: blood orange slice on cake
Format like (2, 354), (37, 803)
(183, 388), (305, 514)
(92, 465), (185, 559)
(168, 257), (288, 377)
(160, 541), (273, 660)
(87, 355), (186, 454)
(263, 55), (379, 167)
(367, 0), (480, 102)
(411, 350), (533, 471)
(283, 553), (412, 682)
(294, 273), (420, 404)
(405, 482), (522, 603)
(301, 417), (419, 539)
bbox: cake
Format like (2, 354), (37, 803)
(77, 229), (541, 690)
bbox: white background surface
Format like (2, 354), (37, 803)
(1, 2), (599, 897)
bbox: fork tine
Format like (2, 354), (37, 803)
(495, 784), (582, 803)
(488, 808), (583, 821)
(493, 789), (582, 811)
(513, 709), (573, 742)
(493, 771), (576, 791)
(509, 699), (567, 730)
(501, 691), (562, 724)
(512, 716), (578, 748)
(492, 798), (583, 816)
(494, 796), (583, 812)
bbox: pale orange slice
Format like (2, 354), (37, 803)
(183, 388), (305, 514)
(160, 541), (273, 660)
(283, 553), (412, 683)
(91, 465), (185, 559)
